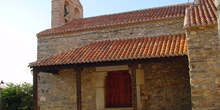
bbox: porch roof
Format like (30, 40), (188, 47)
(29, 33), (188, 67)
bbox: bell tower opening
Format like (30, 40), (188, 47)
(74, 8), (80, 19)
(64, 2), (69, 17)
(51, 0), (83, 28)
(64, 1), (69, 23)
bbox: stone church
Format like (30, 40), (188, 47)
(29, 0), (220, 110)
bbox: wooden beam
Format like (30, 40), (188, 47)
(128, 64), (138, 110)
(32, 68), (39, 110)
(33, 56), (188, 72)
(74, 67), (83, 110)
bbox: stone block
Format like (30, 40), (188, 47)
(191, 78), (214, 85)
(203, 91), (211, 96)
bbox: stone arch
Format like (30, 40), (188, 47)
(74, 8), (80, 19)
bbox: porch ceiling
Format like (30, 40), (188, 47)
(29, 33), (188, 68)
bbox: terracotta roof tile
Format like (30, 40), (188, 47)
(29, 33), (188, 67)
(37, 3), (190, 36)
(184, 0), (217, 28)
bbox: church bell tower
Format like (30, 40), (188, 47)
(51, 0), (83, 28)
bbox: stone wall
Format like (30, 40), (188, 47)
(81, 68), (96, 110)
(37, 18), (185, 59)
(38, 69), (76, 110)
(186, 26), (220, 110)
(38, 68), (97, 110)
(141, 60), (192, 110)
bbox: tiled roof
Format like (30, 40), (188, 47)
(37, 3), (190, 36)
(184, 0), (217, 28)
(29, 33), (188, 67)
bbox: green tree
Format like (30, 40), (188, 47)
(1, 82), (33, 110)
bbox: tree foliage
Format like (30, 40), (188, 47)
(1, 82), (33, 110)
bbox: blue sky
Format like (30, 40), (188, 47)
(0, 0), (194, 84)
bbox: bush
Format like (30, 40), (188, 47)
(1, 82), (33, 110)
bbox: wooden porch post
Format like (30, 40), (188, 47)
(33, 68), (39, 110)
(128, 64), (138, 110)
(74, 67), (83, 110)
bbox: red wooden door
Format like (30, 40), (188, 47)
(105, 70), (132, 108)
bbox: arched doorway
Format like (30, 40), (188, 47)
(105, 70), (132, 108)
